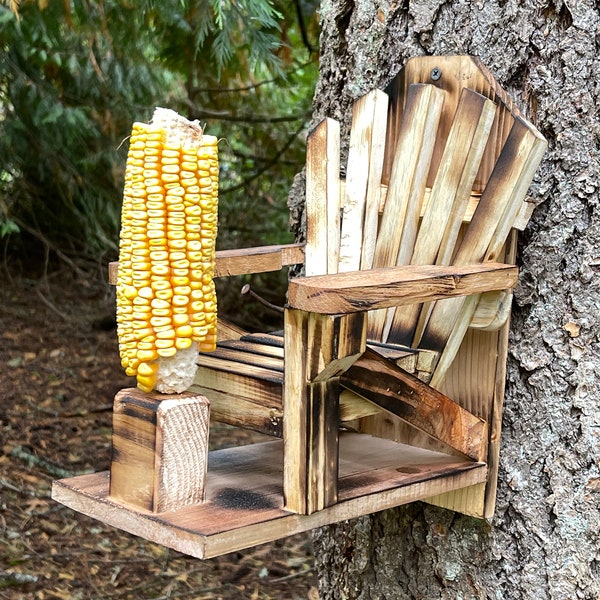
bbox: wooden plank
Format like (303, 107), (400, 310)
(413, 91), (496, 266)
(385, 88), (497, 345)
(304, 380), (340, 511)
(214, 243), (305, 277)
(192, 361), (283, 436)
(240, 332), (284, 347)
(339, 90), (388, 273)
(287, 262), (518, 315)
(53, 433), (488, 559)
(216, 317), (246, 342)
(283, 309), (367, 514)
(195, 353), (283, 385)
(207, 346), (283, 373)
(360, 90), (390, 270)
(305, 117), (341, 276)
(372, 84), (445, 271)
(283, 309), (322, 515)
(419, 117), (547, 383)
(341, 349), (487, 461)
(367, 84), (445, 340)
(110, 389), (210, 513)
(192, 363), (282, 408)
(206, 392), (283, 438)
(453, 117), (547, 267)
(218, 338), (284, 359)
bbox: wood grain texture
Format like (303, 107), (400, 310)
(359, 90), (390, 270)
(418, 117), (547, 378)
(385, 88), (497, 345)
(383, 55), (518, 193)
(339, 90), (389, 273)
(216, 318), (247, 342)
(283, 309), (367, 514)
(287, 262), (517, 315)
(341, 348), (488, 461)
(110, 388), (210, 513)
(53, 433), (487, 559)
(213, 243), (305, 277)
(305, 117), (341, 276)
(372, 84), (445, 270)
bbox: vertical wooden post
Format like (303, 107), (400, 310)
(110, 388), (210, 513)
(283, 309), (366, 514)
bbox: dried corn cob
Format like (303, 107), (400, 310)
(116, 108), (218, 394)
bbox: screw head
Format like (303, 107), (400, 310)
(430, 67), (442, 81)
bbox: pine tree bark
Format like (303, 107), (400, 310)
(287, 1), (600, 598)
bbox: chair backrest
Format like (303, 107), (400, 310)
(304, 56), (546, 386)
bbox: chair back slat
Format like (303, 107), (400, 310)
(384, 88), (497, 346)
(372, 84), (445, 271)
(338, 90), (389, 273)
(303, 56), (546, 386)
(383, 55), (518, 193)
(420, 116), (547, 384)
(366, 83), (445, 341)
(305, 117), (340, 276)
(358, 90), (389, 270)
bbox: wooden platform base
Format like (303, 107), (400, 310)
(52, 433), (486, 559)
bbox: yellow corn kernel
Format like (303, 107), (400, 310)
(175, 338), (193, 350)
(157, 346), (177, 358)
(173, 313), (189, 326)
(116, 111), (219, 393)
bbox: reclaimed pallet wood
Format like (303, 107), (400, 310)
(52, 433), (487, 559)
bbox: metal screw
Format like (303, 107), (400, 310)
(430, 67), (442, 81)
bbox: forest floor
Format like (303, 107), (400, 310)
(0, 264), (318, 600)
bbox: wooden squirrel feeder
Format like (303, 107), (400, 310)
(52, 56), (546, 559)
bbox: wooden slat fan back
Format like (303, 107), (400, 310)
(305, 56), (546, 386)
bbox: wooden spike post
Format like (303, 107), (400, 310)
(110, 389), (210, 513)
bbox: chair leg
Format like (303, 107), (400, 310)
(283, 309), (366, 514)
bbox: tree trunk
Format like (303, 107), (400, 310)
(289, 1), (600, 598)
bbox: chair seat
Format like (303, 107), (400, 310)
(192, 331), (435, 438)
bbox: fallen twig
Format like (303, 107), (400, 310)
(269, 567), (314, 583)
(35, 287), (72, 322)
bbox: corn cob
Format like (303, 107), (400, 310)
(116, 108), (218, 394)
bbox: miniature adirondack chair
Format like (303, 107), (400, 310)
(53, 56), (546, 559)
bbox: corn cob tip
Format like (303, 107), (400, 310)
(155, 341), (200, 394)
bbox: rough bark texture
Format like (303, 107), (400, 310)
(287, 1), (600, 598)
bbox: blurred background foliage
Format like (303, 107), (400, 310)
(0, 0), (319, 328)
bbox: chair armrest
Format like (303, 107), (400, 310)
(286, 262), (518, 314)
(108, 243), (305, 284)
(214, 243), (304, 277)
